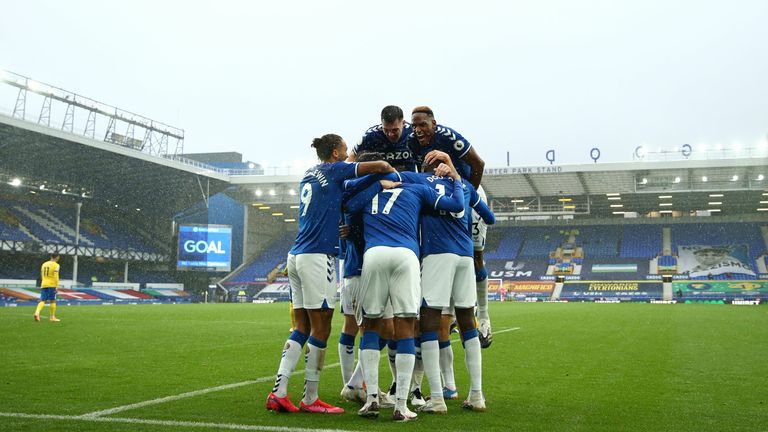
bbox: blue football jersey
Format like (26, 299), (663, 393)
(348, 182), (464, 257)
(399, 172), (475, 257)
(354, 123), (418, 171)
(341, 211), (365, 278)
(290, 161), (359, 255)
(340, 176), (381, 278)
(408, 124), (473, 180)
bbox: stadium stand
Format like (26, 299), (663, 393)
(0, 196), (160, 253)
(227, 233), (294, 283)
(576, 225), (621, 257)
(484, 227), (525, 260)
(620, 224), (663, 258)
(518, 227), (566, 257)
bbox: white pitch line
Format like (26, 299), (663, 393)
(449, 326), (521, 344)
(491, 326), (521, 335)
(0, 412), (354, 432)
(79, 362), (341, 418)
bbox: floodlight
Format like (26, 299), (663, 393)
(757, 174), (764, 181)
(268, 189), (276, 196)
(255, 189), (263, 197)
(247, 162), (256, 169)
(731, 175), (739, 181)
(288, 189), (296, 196)
(10, 178), (21, 187)
(673, 177), (681, 183)
(701, 176), (708, 182)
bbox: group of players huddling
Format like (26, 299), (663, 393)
(265, 106), (495, 422)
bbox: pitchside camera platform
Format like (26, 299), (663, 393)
(177, 224), (232, 272)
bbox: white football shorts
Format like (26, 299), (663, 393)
(287, 253), (337, 310)
(472, 185), (488, 251)
(421, 253), (477, 309)
(359, 246), (420, 319)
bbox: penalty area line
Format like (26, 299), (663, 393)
(0, 412), (354, 432)
(78, 362), (341, 418)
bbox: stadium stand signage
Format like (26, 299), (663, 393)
(483, 165), (565, 176)
(673, 281), (768, 295)
(561, 281), (663, 298)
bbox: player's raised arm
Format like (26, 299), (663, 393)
(472, 197), (495, 225)
(468, 183), (495, 225)
(423, 180), (464, 213)
(343, 172), (400, 195)
(461, 147), (485, 190)
(356, 160), (395, 176)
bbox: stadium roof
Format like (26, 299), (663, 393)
(227, 156), (768, 220)
(3, 111), (765, 221)
(0, 114), (230, 217)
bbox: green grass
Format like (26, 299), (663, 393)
(1, 302), (766, 431)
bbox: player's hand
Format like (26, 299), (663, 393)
(436, 162), (460, 180)
(339, 224), (351, 239)
(379, 180), (401, 190)
(425, 150), (451, 166)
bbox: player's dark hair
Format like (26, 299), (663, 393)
(51, 253), (60, 259)
(311, 134), (343, 161)
(381, 105), (404, 123)
(421, 161), (437, 173)
(412, 105), (434, 118)
(356, 151), (385, 162)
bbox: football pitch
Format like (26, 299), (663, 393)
(1, 302), (765, 432)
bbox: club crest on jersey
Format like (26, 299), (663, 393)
(454, 140), (465, 151)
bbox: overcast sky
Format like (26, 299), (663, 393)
(2, 0), (767, 169)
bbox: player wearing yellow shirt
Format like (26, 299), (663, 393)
(34, 253), (61, 322)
